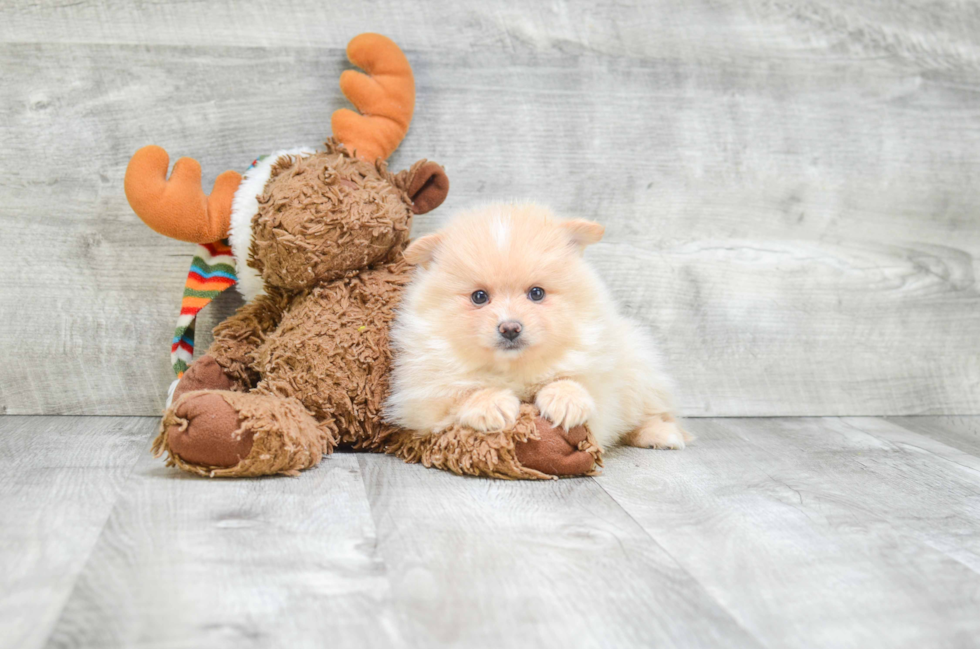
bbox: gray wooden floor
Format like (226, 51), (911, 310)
(2, 415), (978, 649)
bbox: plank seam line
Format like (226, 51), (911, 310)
(837, 417), (980, 578)
(38, 421), (154, 648)
(587, 476), (769, 649)
(747, 417), (980, 579)
(352, 455), (412, 647)
(839, 417), (980, 479)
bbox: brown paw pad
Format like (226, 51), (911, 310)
(514, 417), (595, 477)
(168, 392), (252, 467)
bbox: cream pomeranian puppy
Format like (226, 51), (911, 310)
(385, 203), (689, 451)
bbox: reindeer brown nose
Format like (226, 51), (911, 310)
(498, 320), (522, 341)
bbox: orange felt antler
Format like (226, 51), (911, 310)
(124, 145), (242, 243)
(331, 33), (415, 162)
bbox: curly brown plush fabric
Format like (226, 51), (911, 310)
(151, 143), (602, 480)
(386, 405), (602, 480)
(155, 390), (333, 478)
(252, 260), (411, 449)
(207, 289), (291, 389)
(250, 143), (412, 292)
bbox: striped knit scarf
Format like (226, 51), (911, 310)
(171, 240), (237, 377)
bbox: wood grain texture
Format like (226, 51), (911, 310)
(595, 417), (980, 648)
(0, 416), (152, 649)
(1, 1), (979, 416)
(43, 449), (401, 649)
(5, 415), (980, 648)
(356, 453), (759, 649)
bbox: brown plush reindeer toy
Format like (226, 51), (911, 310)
(125, 34), (601, 480)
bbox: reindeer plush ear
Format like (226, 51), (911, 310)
(406, 161), (449, 214)
(561, 219), (605, 252)
(393, 159), (449, 214)
(404, 232), (443, 268)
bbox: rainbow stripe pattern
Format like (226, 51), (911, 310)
(171, 240), (238, 377)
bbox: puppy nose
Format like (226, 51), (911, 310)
(498, 320), (523, 341)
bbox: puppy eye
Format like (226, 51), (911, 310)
(471, 290), (489, 305)
(527, 287), (546, 302)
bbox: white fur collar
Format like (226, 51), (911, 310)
(228, 147), (316, 301)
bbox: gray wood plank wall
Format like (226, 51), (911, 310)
(1, 1), (978, 416)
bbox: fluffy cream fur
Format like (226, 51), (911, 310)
(386, 203), (690, 450)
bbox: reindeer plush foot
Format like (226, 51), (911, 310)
(386, 404), (602, 480)
(514, 417), (598, 476)
(165, 392), (251, 467)
(170, 355), (240, 403)
(154, 390), (336, 477)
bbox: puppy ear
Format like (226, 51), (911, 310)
(561, 219), (604, 252)
(404, 232), (443, 268)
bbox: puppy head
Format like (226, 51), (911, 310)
(403, 203), (604, 368)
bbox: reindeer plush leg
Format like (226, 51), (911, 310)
(384, 404), (602, 480)
(170, 355), (243, 404)
(158, 391), (599, 479)
(154, 390), (335, 477)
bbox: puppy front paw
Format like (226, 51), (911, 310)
(456, 389), (521, 432)
(535, 380), (595, 430)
